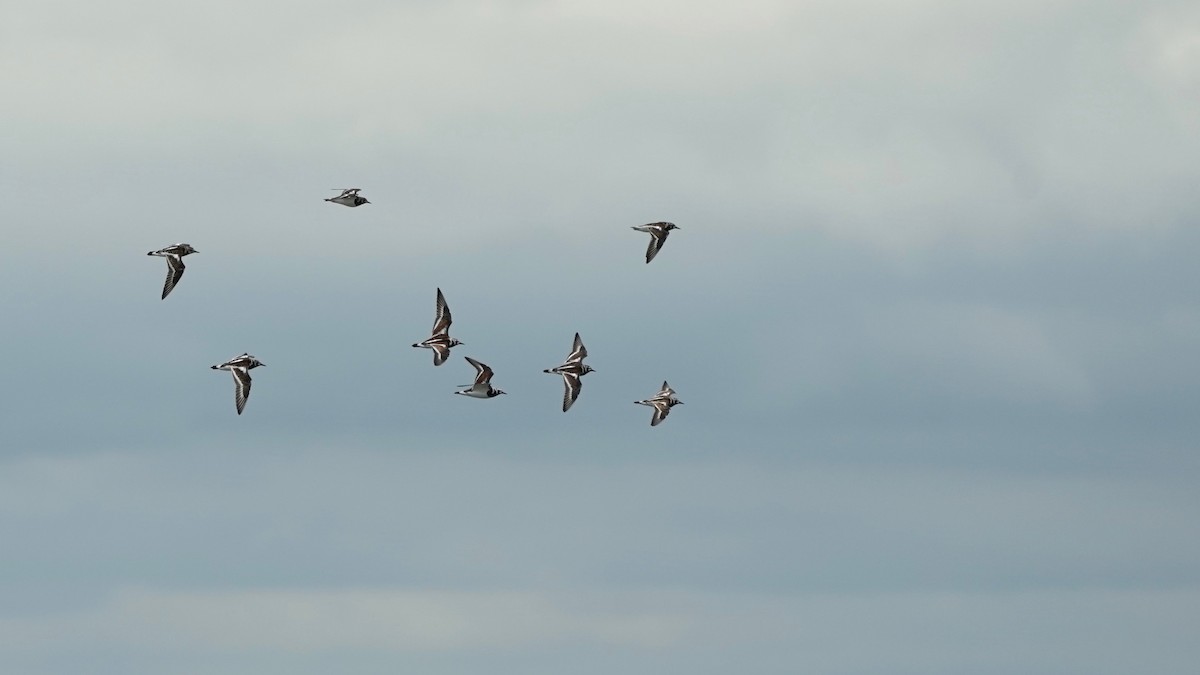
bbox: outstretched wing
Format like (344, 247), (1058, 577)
(161, 255), (186, 300)
(431, 344), (451, 367)
(432, 288), (453, 335)
(561, 373), (582, 412)
(645, 228), (670, 263)
(649, 399), (671, 426)
(231, 367), (253, 415)
(565, 332), (587, 363)
(464, 356), (494, 385)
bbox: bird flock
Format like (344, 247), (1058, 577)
(146, 188), (684, 425)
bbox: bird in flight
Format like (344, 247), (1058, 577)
(210, 353), (265, 415)
(543, 332), (594, 412)
(146, 243), (197, 300)
(412, 288), (463, 366)
(635, 380), (683, 426)
(325, 188), (371, 207)
(630, 221), (680, 263)
(455, 357), (507, 399)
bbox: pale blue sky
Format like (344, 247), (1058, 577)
(3, 0), (1200, 673)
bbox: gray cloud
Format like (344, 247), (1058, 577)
(2, 447), (1200, 673)
(3, 0), (1200, 673)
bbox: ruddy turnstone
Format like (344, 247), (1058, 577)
(325, 188), (370, 207)
(635, 380), (683, 426)
(542, 332), (594, 412)
(455, 356), (506, 398)
(210, 353), (265, 415)
(630, 221), (680, 263)
(146, 243), (197, 300)
(411, 288), (463, 366)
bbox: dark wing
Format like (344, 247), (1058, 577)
(431, 343), (451, 366)
(231, 367), (252, 415)
(565, 332), (587, 363)
(649, 399), (671, 426)
(561, 373), (582, 412)
(644, 228), (670, 263)
(657, 381), (675, 398)
(432, 288), (452, 335)
(161, 255), (186, 299)
(464, 356), (494, 385)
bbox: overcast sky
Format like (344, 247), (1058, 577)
(3, 1), (1200, 673)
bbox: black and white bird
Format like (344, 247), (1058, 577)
(325, 188), (370, 207)
(542, 332), (594, 412)
(146, 243), (197, 299)
(630, 221), (680, 263)
(412, 288), (463, 366)
(210, 353), (265, 415)
(455, 357), (506, 399)
(635, 380), (683, 426)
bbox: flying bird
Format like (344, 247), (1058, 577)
(146, 243), (197, 299)
(635, 380), (683, 426)
(542, 332), (594, 412)
(210, 353), (265, 415)
(455, 356), (506, 399)
(630, 221), (680, 263)
(412, 288), (463, 366)
(325, 188), (370, 207)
